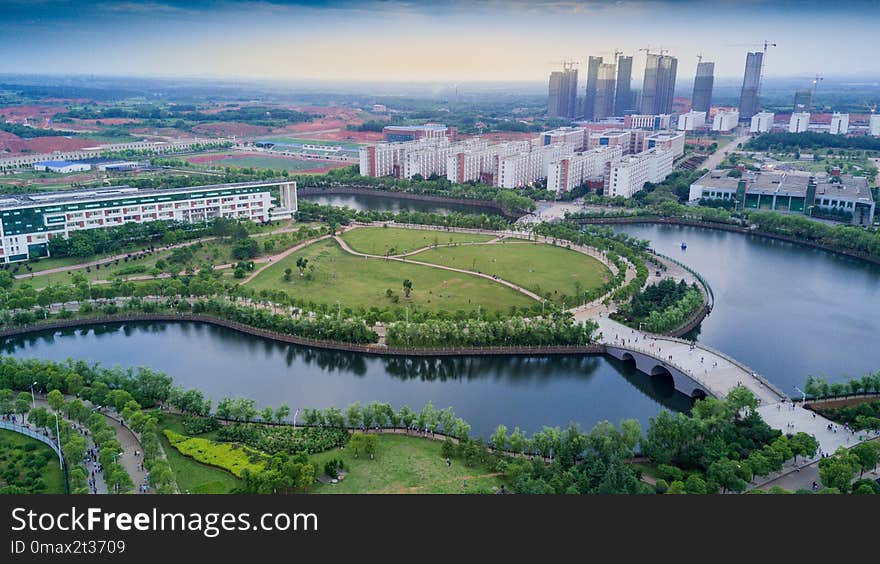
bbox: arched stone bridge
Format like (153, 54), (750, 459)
(592, 315), (785, 405)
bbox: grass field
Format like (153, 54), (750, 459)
(0, 429), (66, 494)
(412, 241), (610, 305)
(156, 414), (241, 494)
(309, 434), (506, 494)
(340, 227), (495, 256)
(246, 238), (535, 313)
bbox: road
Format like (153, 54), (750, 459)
(701, 134), (750, 170)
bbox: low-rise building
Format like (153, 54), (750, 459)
(750, 112), (774, 133)
(829, 113), (850, 135)
(712, 110), (739, 132)
(540, 127), (587, 151)
(870, 114), (880, 137)
(625, 114), (672, 130)
(789, 112), (811, 133)
(677, 111), (707, 131)
(32, 161), (91, 173)
(382, 123), (452, 142)
(644, 131), (685, 158)
(0, 180), (288, 263)
(688, 170), (875, 226)
(588, 129), (646, 154)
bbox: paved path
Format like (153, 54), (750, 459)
(702, 134), (750, 171)
(332, 235), (545, 302)
(589, 314), (782, 405)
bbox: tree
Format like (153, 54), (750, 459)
(349, 432), (379, 459)
(491, 425), (510, 451)
(402, 279), (413, 299)
(274, 404), (290, 424)
(819, 448), (859, 493)
(684, 474), (708, 495)
(47, 389), (65, 413)
(296, 257), (309, 277)
(850, 442), (880, 478)
(283, 268), (293, 282)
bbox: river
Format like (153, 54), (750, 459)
(615, 223), (880, 395)
(3, 208), (875, 437)
(300, 192), (503, 216)
(2, 322), (691, 437)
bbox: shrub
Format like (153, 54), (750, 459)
(164, 430), (267, 477)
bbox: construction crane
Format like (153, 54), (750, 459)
(811, 74), (824, 98)
(696, 53), (703, 64)
(548, 60), (579, 71)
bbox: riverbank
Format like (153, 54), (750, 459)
(0, 313), (605, 357)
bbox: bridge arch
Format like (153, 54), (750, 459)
(649, 364), (675, 388)
(691, 389), (708, 400)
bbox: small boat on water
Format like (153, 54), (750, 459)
(680, 241), (688, 250)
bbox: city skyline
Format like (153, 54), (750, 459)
(1, 0), (879, 82)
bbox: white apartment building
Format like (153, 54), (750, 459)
(789, 112), (811, 133)
(606, 149), (673, 199)
(677, 111), (707, 131)
(546, 145), (623, 196)
(829, 113), (850, 135)
(870, 114), (880, 137)
(445, 140), (529, 184)
(750, 112), (774, 133)
(644, 131), (685, 158)
(499, 144), (572, 189)
(712, 110), (740, 132)
(359, 137), (450, 178)
(402, 142), (454, 179)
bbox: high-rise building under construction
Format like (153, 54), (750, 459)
(738, 52), (764, 119)
(640, 53), (678, 115)
(547, 63), (579, 119)
(614, 55), (634, 115)
(691, 61), (714, 113)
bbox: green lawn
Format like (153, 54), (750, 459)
(0, 429), (66, 494)
(14, 229), (321, 290)
(246, 238), (535, 313)
(309, 434), (506, 494)
(340, 226), (496, 256)
(155, 414), (241, 494)
(411, 241), (611, 305)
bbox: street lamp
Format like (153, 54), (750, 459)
(292, 408), (300, 429)
(793, 386), (806, 404)
(30, 381), (37, 410)
(53, 412), (63, 468)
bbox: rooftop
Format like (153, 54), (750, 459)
(693, 170), (874, 203)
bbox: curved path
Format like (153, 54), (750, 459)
(332, 234), (545, 302)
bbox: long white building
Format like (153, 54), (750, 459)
(546, 145), (623, 196)
(0, 180), (291, 263)
(0, 138), (235, 170)
(606, 148), (673, 199)
(750, 112), (774, 133)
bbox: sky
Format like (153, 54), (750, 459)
(0, 0), (878, 84)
